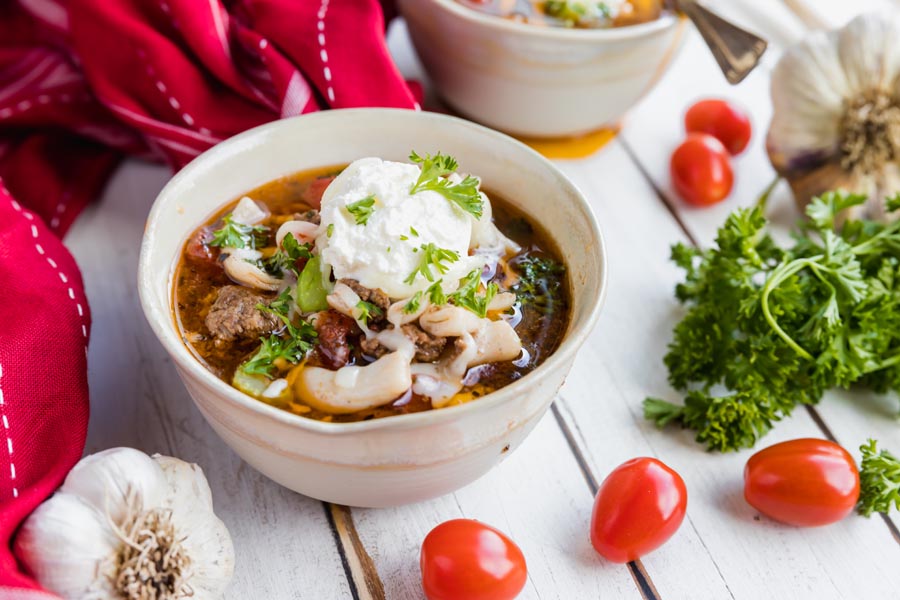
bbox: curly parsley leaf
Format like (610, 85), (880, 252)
(512, 254), (565, 316)
(427, 280), (447, 305)
(262, 233), (313, 277)
(404, 243), (459, 285)
(210, 215), (269, 249)
(239, 317), (317, 377)
(403, 291), (423, 314)
(647, 191), (900, 451)
(356, 300), (382, 325)
(409, 150), (484, 219)
(858, 439), (900, 517)
(257, 288), (293, 318)
(450, 270), (498, 318)
(346, 194), (376, 225)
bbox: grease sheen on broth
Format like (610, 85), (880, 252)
(174, 165), (570, 423)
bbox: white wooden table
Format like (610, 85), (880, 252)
(66, 3), (900, 598)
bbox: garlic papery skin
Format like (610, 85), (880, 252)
(767, 12), (900, 220)
(13, 447), (234, 600)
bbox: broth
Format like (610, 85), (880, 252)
(174, 165), (570, 422)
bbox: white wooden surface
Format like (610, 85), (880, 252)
(64, 3), (900, 599)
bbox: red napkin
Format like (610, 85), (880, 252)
(0, 0), (417, 594)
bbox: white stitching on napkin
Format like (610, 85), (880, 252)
(0, 363), (18, 499)
(4, 181), (89, 357)
(317, 0), (335, 103)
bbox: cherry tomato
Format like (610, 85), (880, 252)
(590, 457), (687, 563)
(670, 133), (734, 206)
(420, 519), (527, 600)
(744, 438), (860, 527)
(685, 99), (752, 155)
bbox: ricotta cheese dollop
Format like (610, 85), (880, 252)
(317, 157), (486, 299)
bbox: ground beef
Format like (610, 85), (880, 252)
(205, 286), (280, 342)
(360, 324), (447, 362)
(314, 309), (360, 370)
(293, 209), (321, 225)
(339, 278), (390, 318)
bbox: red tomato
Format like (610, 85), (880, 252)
(685, 99), (752, 155)
(590, 457), (687, 563)
(420, 519), (527, 600)
(744, 438), (860, 527)
(670, 133), (734, 206)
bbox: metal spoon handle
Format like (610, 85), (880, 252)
(676, 0), (768, 85)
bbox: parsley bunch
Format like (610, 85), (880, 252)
(646, 191), (900, 452)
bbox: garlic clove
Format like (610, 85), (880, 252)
(768, 29), (845, 173)
(153, 454), (214, 511)
(13, 493), (119, 600)
(60, 447), (167, 522)
(153, 454), (236, 598)
(837, 13), (900, 95)
(171, 509), (235, 598)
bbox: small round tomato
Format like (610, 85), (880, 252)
(590, 457), (687, 563)
(744, 438), (860, 527)
(670, 133), (734, 206)
(685, 99), (752, 155)
(421, 519), (527, 600)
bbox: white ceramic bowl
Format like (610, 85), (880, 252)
(139, 109), (606, 507)
(399, 0), (687, 138)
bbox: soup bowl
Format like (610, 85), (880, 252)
(398, 0), (687, 138)
(139, 109), (606, 507)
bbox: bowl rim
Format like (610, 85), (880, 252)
(138, 108), (607, 436)
(417, 0), (680, 41)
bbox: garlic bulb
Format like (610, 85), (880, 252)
(14, 448), (234, 600)
(767, 12), (900, 221)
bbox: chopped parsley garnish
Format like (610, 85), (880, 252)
(403, 291), (423, 314)
(239, 313), (317, 377)
(346, 194), (376, 225)
(210, 215), (269, 249)
(410, 226), (419, 237)
(404, 243), (459, 285)
(262, 233), (313, 277)
(427, 280), (447, 305)
(409, 150), (484, 219)
(512, 254), (566, 315)
(400, 235), (408, 241)
(355, 300), (383, 325)
(544, 1), (612, 26)
(449, 270), (498, 318)
(326, 223), (334, 238)
(258, 288), (293, 317)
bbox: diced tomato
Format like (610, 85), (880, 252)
(302, 175), (337, 209)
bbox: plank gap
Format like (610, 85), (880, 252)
(628, 559), (663, 600)
(551, 400), (600, 494)
(803, 405), (838, 443)
(325, 502), (388, 600)
(618, 139), (699, 247)
(553, 401), (668, 599)
(879, 513), (900, 546)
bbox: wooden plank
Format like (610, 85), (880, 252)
(553, 139), (900, 599)
(350, 415), (646, 600)
(65, 161), (355, 600)
(621, 15), (900, 527)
